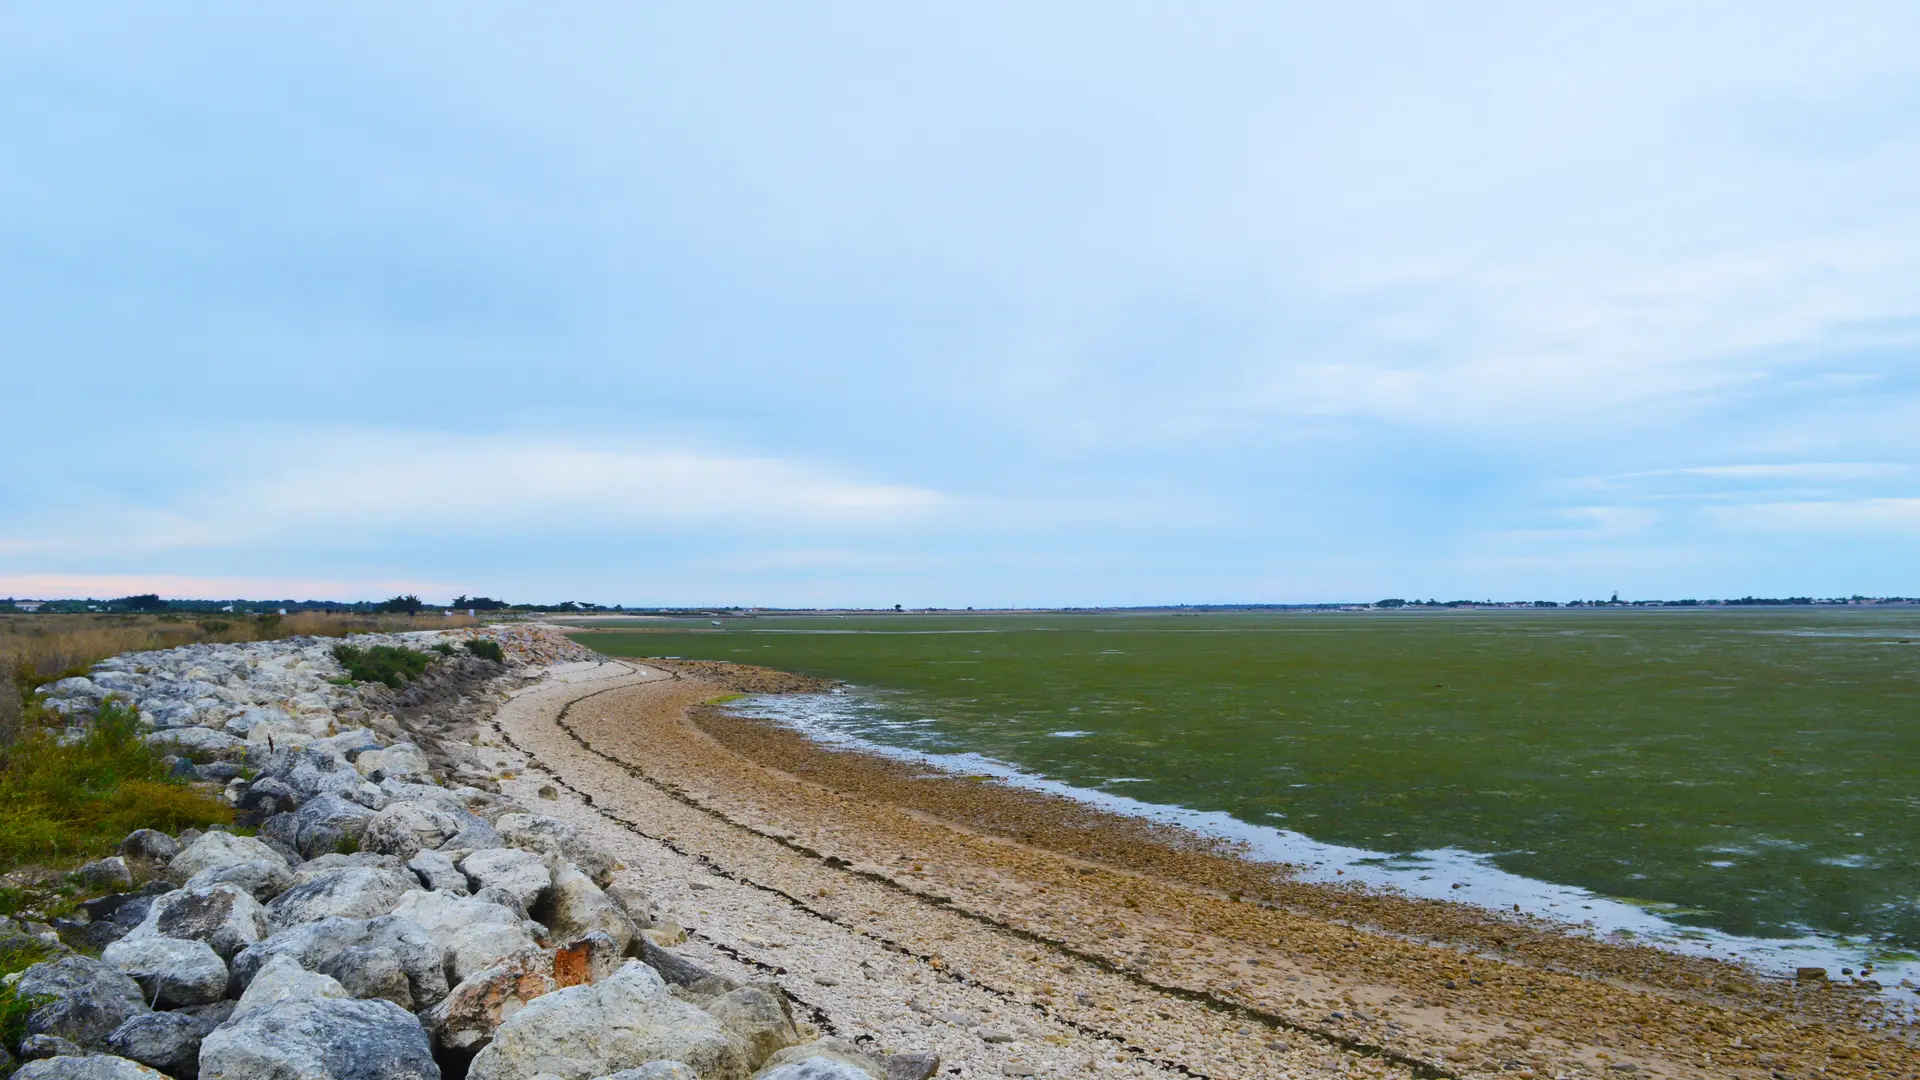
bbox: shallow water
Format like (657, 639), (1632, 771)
(581, 608), (1920, 980)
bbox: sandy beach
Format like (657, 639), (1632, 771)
(476, 658), (1915, 1080)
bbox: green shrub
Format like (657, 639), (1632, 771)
(463, 639), (504, 663)
(330, 644), (434, 689)
(0, 702), (231, 868)
(431, 642), (456, 657)
(197, 620), (232, 634)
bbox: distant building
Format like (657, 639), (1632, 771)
(13, 600), (45, 612)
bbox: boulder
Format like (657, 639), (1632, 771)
(142, 728), (245, 758)
(755, 1040), (888, 1080)
(552, 931), (626, 988)
(603, 883), (653, 929)
(494, 815), (616, 886)
(877, 1052), (939, 1080)
(704, 986), (800, 1070)
(100, 936), (228, 1007)
(13, 1057), (170, 1080)
(638, 941), (738, 1001)
(438, 822), (507, 853)
(420, 947), (557, 1052)
(17, 956), (149, 1049)
(263, 866), (413, 931)
(354, 743), (431, 781)
(262, 746), (365, 801)
(74, 856), (134, 891)
(598, 1066), (698, 1080)
(312, 729), (382, 761)
(167, 833), (287, 883)
(232, 916), (448, 1011)
(460, 848), (551, 910)
(120, 831), (180, 865)
(361, 802), (467, 859)
(289, 852), (406, 885)
(473, 886), (532, 922)
(536, 865), (636, 952)
(106, 1010), (221, 1080)
(125, 883), (266, 960)
(199, 996), (439, 1080)
(466, 961), (750, 1080)
(19, 1036), (86, 1062)
(291, 794), (376, 859)
(389, 891), (538, 983)
(405, 849), (469, 895)
(234, 954), (350, 1015)
(183, 858), (294, 902)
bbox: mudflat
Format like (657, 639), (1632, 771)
(495, 657), (1915, 1080)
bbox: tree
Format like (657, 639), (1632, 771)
(1375, 598), (1406, 608)
(119, 594), (167, 612)
(375, 594), (424, 615)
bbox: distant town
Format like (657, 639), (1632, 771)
(5, 591), (1917, 616)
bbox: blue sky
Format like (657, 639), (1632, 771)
(4, 4), (1918, 606)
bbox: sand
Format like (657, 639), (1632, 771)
(478, 658), (1915, 1080)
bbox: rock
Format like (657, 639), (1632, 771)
(184, 858), (294, 902)
(19, 1036), (86, 1062)
(405, 850), (469, 895)
(262, 746), (367, 801)
(17, 956), (149, 1049)
(312, 729), (382, 761)
(361, 803), (467, 859)
(239, 779), (301, 818)
(120, 831), (180, 865)
(536, 865), (636, 952)
(199, 996), (439, 1080)
(234, 915), (446, 1010)
(421, 947), (558, 1052)
(234, 954), (350, 1015)
(756, 1040), (888, 1080)
(1796, 966), (1828, 982)
(704, 985), (800, 1069)
(289, 852), (406, 885)
(494, 814), (617, 887)
(291, 794), (377, 859)
(13, 1057), (171, 1080)
(603, 883), (653, 929)
(879, 1052), (939, 1080)
(126, 883), (266, 960)
(75, 856), (134, 890)
(638, 941), (738, 1001)
(142, 728), (245, 758)
(438, 822), (507, 853)
(167, 833), (288, 883)
(234, 910), (447, 1006)
(355, 743), (431, 781)
(552, 932), (625, 988)
(263, 866), (413, 931)
(107, 1011), (220, 1079)
(466, 961), (750, 1080)
(460, 848), (551, 910)
(390, 890), (540, 984)
(598, 1066), (698, 1080)
(472, 886), (533, 922)
(100, 936), (228, 1007)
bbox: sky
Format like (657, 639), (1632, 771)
(3, 4), (1918, 607)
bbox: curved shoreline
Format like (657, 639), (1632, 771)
(490, 656), (1916, 1080)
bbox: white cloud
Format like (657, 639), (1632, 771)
(0, 431), (951, 557)
(1709, 498), (1920, 534)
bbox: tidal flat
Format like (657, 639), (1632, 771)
(573, 608), (1920, 959)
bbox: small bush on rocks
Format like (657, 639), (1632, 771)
(431, 642), (457, 657)
(331, 645), (435, 689)
(464, 639), (505, 664)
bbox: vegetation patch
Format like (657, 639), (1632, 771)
(0, 702), (231, 869)
(463, 639), (505, 663)
(331, 644), (435, 689)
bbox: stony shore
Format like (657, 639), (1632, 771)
(5, 626), (937, 1080)
(7, 632), (1914, 1080)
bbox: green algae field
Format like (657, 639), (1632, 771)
(573, 608), (1920, 957)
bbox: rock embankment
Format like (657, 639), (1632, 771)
(5, 627), (932, 1080)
